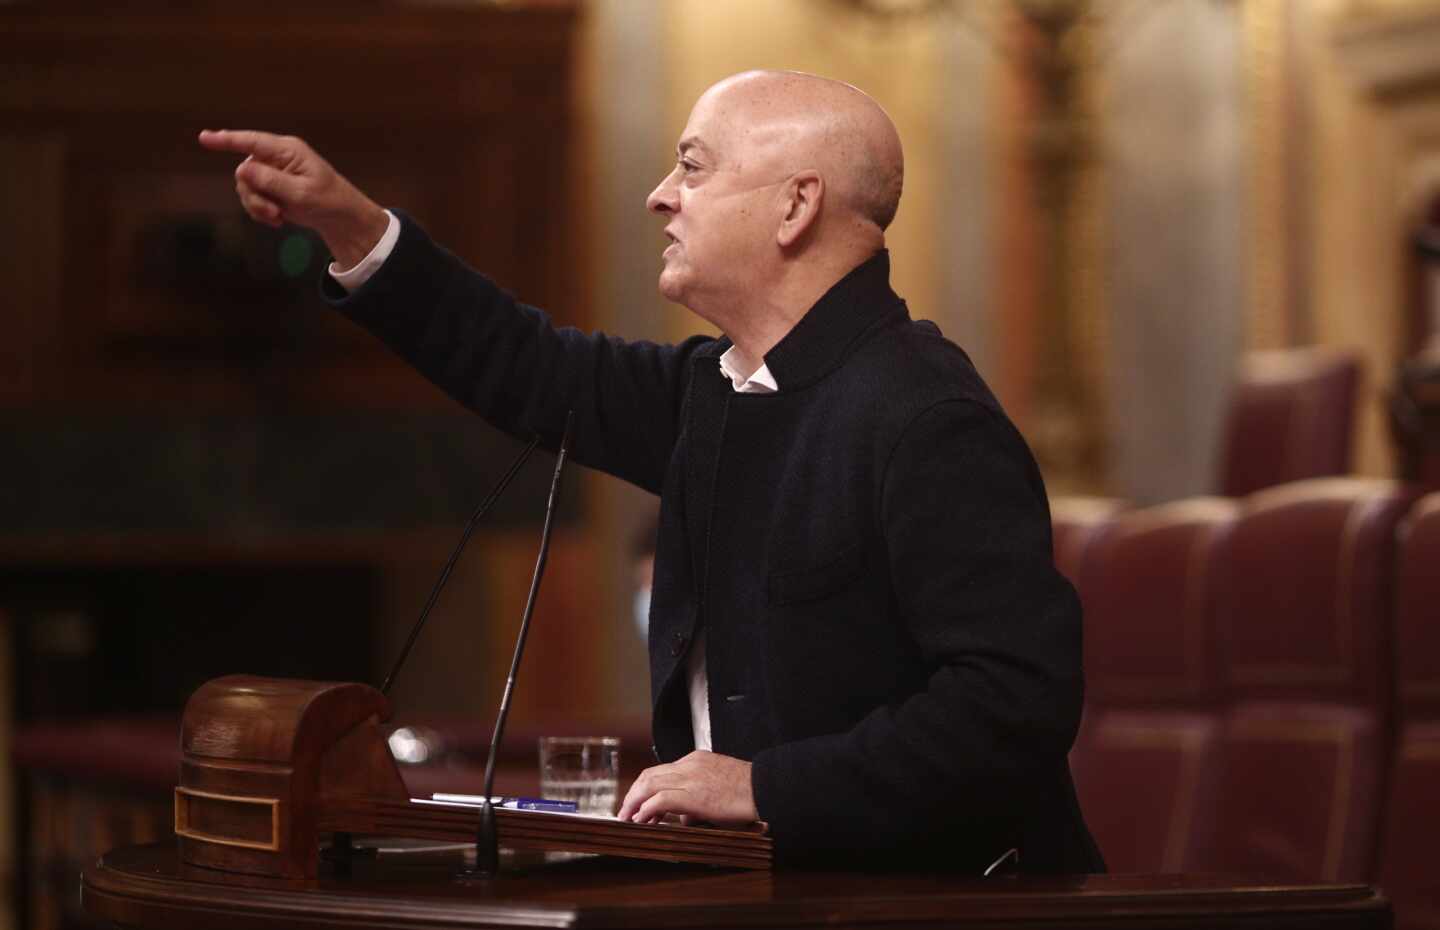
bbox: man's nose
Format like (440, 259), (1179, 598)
(646, 171), (678, 215)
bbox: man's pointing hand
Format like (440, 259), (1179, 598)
(618, 751), (759, 826)
(197, 130), (389, 270)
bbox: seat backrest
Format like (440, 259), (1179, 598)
(1376, 493), (1440, 929)
(1050, 496), (1127, 593)
(1206, 479), (1413, 882)
(1219, 348), (1361, 497)
(1069, 498), (1235, 872)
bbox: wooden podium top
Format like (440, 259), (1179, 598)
(83, 843), (1390, 930)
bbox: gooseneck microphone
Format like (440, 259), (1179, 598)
(379, 434), (542, 697)
(470, 410), (576, 878)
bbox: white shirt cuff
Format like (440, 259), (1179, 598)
(328, 209), (400, 292)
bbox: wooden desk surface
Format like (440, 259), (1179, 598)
(83, 842), (1391, 930)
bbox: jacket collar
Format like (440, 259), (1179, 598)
(697, 250), (904, 392)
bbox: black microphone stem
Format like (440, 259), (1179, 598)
(473, 411), (576, 878)
(380, 435), (540, 697)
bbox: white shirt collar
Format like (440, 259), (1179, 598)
(718, 345), (779, 394)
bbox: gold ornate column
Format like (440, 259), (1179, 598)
(797, 0), (1117, 494)
(1010, 0), (1110, 495)
(1242, 0), (1302, 351)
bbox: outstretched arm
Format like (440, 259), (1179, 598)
(197, 130), (389, 269)
(200, 131), (698, 487)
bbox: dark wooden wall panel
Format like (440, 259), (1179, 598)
(0, 1), (582, 414)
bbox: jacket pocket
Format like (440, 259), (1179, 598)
(767, 542), (864, 605)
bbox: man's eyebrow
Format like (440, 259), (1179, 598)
(677, 138), (712, 159)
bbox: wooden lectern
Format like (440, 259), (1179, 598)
(173, 675), (770, 879)
(73, 673), (1392, 930)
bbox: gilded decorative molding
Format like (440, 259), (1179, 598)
(1242, 0), (1292, 350)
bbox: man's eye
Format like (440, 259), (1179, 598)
(679, 160), (698, 173)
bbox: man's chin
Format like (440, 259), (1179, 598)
(657, 271), (685, 304)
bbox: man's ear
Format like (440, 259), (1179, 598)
(776, 170), (823, 248)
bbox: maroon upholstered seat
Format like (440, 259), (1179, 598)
(1212, 702), (1386, 880)
(1069, 498), (1235, 873)
(1219, 348), (1361, 497)
(1207, 479), (1414, 882)
(1050, 496), (1127, 592)
(1376, 493), (1440, 929)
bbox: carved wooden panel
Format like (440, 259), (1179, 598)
(0, 1), (582, 412)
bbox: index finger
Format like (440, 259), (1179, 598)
(617, 764), (671, 822)
(618, 774), (652, 822)
(197, 129), (293, 164)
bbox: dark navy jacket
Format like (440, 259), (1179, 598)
(326, 212), (1103, 873)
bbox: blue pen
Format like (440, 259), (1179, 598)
(503, 797), (579, 813)
(429, 792), (580, 813)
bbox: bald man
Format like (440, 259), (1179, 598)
(200, 70), (1102, 873)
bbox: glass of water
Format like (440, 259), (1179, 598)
(538, 736), (620, 817)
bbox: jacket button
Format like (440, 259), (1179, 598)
(670, 631), (687, 657)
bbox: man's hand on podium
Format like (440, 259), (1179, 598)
(618, 750), (759, 826)
(197, 129), (390, 271)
